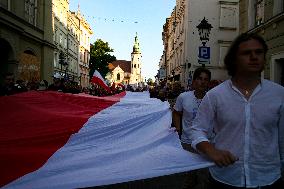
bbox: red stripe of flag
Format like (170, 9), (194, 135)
(0, 91), (125, 187)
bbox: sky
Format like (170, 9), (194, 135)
(69, 0), (176, 80)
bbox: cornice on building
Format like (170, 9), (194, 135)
(248, 12), (284, 33)
(0, 9), (56, 50)
(219, 1), (239, 5)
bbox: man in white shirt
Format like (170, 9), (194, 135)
(173, 67), (211, 189)
(190, 33), (284, 188)
(173, 67), (211, 150)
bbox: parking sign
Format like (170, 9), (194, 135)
(198, 46), (210, 64)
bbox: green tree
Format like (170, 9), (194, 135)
(89, 39), (116, 79)
(147, 78), (154, 86)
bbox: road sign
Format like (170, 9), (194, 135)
(198, 46), (210, 64)
(198, 59), (210, 64)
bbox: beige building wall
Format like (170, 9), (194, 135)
(52, 0), (69, 79)
(239, 0), (284, 86)
(52, 1), (93, 87)
(70, 7), (93, 88)
(75, 10), (93, 88)
(0, 0), (54, 84)
(164, 0), (186, 87)
(67, 11), (79, 82)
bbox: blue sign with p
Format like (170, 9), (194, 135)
(199, 46), (210, 59)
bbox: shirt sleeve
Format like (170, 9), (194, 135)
(190, 93), (215, 150)
(279, 101), (284, 170)
(173, 93), (183, 112)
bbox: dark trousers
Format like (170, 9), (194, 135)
(208, 175), (284, 189)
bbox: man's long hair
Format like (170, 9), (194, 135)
(224, 33), (268, 77)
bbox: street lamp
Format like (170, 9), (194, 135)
(197, 17), (213, 46)
(171, 70), (175, 82)
(59, 51), (68, 78)
(196, 17), (213, 67)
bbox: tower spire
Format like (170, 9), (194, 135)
(77, 3), (81, 15)
(133, 32), (140, 53)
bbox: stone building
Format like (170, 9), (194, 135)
(70, 8), (93, 88)
(239, 0), (284, 86)
(0, 0), (54, 84)
(53, 0), (71, 80)
(52, 1), (93, 87)
(107, 34), (143, 86)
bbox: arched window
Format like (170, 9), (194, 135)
(117, 73), (120, 80)
(134, 64), (136, 68)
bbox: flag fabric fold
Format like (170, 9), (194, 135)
(91, 70), (111, 93)
(1, 91), (213, 189)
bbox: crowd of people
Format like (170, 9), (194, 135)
(0, 72), (127, 97)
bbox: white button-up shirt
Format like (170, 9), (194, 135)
(190, 79), (284, 187)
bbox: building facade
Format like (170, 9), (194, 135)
(53, 0), (69, 81)
(66, 10), (79, 83)
(71, 9), (93, 88)
(239, 0), (284, 86)
(160, 0), (239, 88)
(0, 0), (54, 84)
(52, 1), (93, 87)
(107, 34), (143, 86)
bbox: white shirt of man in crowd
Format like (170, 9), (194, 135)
(173, 68), (210, 146)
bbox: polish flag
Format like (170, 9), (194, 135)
(0, 91), (213, 189)
(91, 70), (111, 93)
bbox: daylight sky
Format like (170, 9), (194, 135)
(69, 0), (175, 80)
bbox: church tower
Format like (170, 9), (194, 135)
(130, 33), (142, 85)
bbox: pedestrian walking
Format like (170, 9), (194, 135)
(173, 67), (211, 189)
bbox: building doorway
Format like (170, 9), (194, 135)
(18, 50), (40, 82)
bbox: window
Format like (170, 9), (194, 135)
(255, 0), (264, 26)
(218, 42), (230, 67)
(117, 73), (120, 81)
(273, 0), (284, 16)
(64, 37), (67, 48)
(84, 51), (87, 63)
(25, 0), (38, 26)
(219, 4), (237, 29)
(54, 52), (58, 67)
(59, 33), (63, 45)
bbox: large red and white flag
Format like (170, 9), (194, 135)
(91, 70), (111, 93)
(0, 91), (213, 189)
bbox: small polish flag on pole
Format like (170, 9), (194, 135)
(91, 70), (111, 93)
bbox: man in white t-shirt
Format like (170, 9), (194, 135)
(172, 67), (211, 189)
(173, 67), (211, 150)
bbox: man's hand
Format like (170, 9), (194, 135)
(196, 141), (238, 167)
(172, 110), (182, 135)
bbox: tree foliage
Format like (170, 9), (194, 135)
(147, 78), (154, 86)
(89, 39), (116, 79)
